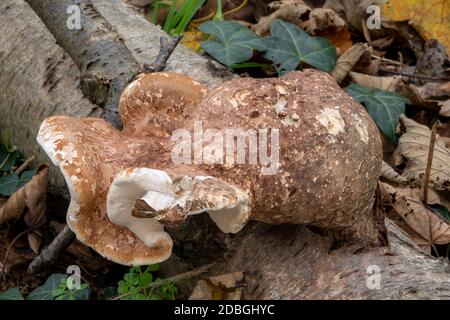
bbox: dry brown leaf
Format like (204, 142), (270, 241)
(382, 21), (424, 57)
(348, 71), (401, 91)
(1, 247), (35, 273)
(439, 100), (450, 117)
(380, 161), (408, 184)
(303, 8), (345, 34)
(316, 26), (353, 55)
(253, 2), (310, 36)
(441, 82), (450, 93)
(331, 43), (368, 83)
(0, 164), (48, 268)
(253, 1), (353, 54)
(189, 271), (245, 300)
(383, 0), (450, 53)
(398, 83), (441, 113)
(0, 164), (48, 226)
(371, 36), (395, 50)
(324, 0), (387, 37)
(380, 182), (450, 244)
(417, 82), (449, 101)
(398, 115), (450, 190)
(386, 217), (431, 254)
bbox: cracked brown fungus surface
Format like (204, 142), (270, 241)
(37, 69), (382, 265)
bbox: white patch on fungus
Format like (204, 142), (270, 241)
(274, 97), (288, 116)
(351, 114), (369, 144)
(275, 84), (288, 95)
(316, 108), (346, 136)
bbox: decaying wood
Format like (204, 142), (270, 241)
(0, 0), (230, 190)
(0, 0), (98, 190)
(213, 220), (450, 299)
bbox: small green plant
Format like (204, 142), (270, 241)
(51, 275), (90, 300)
(0, 273), (90, 300)
(152, 0), (206, 35)
(347, 83), (410, 143)
(200, 19), (337, 72)
(0, 287), (24, 300)
(116, 264), (177, 300)
(0, 129), (36, 196)
(199, 20), (266, 67)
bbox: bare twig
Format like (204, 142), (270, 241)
(331, 43), (367, 83)
(143, 35), (183, 73)
(14, 155), (35, 175)
(0, 147), (17, 171)
(421, 121), (440, 204)
(28, 225), (75, 274)
(371, 55), (404, 66)
(112, 262), (216, 300)
(379, 68), (450, 81)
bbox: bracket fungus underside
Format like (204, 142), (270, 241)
(37, 70), (382, 266)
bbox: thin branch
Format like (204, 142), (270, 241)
(28, 225), (75, 274)
(421, 121), (440, 204)
(379, 68), (450, 81)
(143, 35), (183, 73)
(14, 155), (35, 175)
(371, 55), (404, 66)
(112, 262), (216, 300)
(0, 147), (17, 171)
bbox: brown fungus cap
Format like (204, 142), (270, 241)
(37, 70), (382, 265)
(37, 72), (250, 265)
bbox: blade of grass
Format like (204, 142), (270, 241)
(174, 0), (206, 35)
(151, 1), (160, 24)
(171, 0), (192, 28)
(163, 0), (178, 33)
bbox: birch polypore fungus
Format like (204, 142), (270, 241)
(37, 69), (382, 265)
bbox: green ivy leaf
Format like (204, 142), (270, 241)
(0, 150), (21, 172)
(347, 83), (410, 143)
(0, 287), (24, 300)
(28, 274), (68, 300)
(69, 286), (90, 301)
(263, 19), (336, 72)
(0, 169), (37, 196)
(200, 20), (266, 67)
(430, 204), (450, 222)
